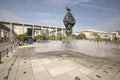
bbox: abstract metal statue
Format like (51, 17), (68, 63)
(63, 7), (76, 39)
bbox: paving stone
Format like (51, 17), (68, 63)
(19, 59), (32, 70)
(33, 66), (46, 74)
(34, 71), (51, 80)
(1, 58), (15, 71)
(100, 64), (120, 73)
(15, 68), (34, 80)
(78, 64), (93, 75)
(88, 71), (111, 80)
(53, 61), (67, 67)
(31, 59), (43, 67)
(40, 58), (52, 64)
(112, 71), (120, 80)
(67, 69), (86, 79)
(59, 65), (75, 73)
(48, 78), (54, 80)
(50, 58), (60, 62)
(96, 69), (117, 79)
(81, 76), (92, 80)
(0, 70), (8, 80)
(0, 59), (10, 71)
(8, 58), (21, 80)
(45, 63), (59, 69)
(48, 66), (65, 77)
(1, 44), (120, 80)
(54, 73), (73, 80)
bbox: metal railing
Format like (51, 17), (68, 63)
(0, 42), (18, 64)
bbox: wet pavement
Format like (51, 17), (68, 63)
(0, 44), (120, 80)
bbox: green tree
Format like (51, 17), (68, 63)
(57, 35), (66, 40)
(17, 34), (27, 40)
(95, 35), (102, 42)
(34, 35), (42, 39)
(49, 35), (56, 39)
(61, 35), (66, 39)
(72, 34), (77, 39)
(76, 33), (87, 39)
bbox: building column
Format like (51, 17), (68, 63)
(62, 28), (64, 36)
(10, 22), (13, 42)
(12, 24), (15, 42)
(40, 26), (43, 36)
(49, 27), (50, 36)
(0, 27), (1, 39)
(22, 24), (24, 34)
(32, 25), (34, 38)
(56, 27), (58, 37)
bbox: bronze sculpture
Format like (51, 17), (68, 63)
(63, 7), (76, 39)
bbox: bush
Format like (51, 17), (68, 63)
(95, 36), (102, 42)
(34, 35), (42, 39)
(72, 34), (77, 39)
(76, 33), (87, 39)
(17, 34), (27, 40)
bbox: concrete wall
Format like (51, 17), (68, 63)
(35, 40), (120, 58)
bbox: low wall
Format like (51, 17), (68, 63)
(35, 40), (120, 58)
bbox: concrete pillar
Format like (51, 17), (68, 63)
(46, 28), (49, 36)
(49, 27), (50, 36)
(10, 22), (13, 42)
(0, 27), (1, 39)
(41, 26), (43, 36)
(62, 28), (64, 36)
(22, 24), (24, 34)
(56, 27), (57, 37)
(32, 25), (34, 38)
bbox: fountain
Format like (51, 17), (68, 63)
(35, 7), (120, 59)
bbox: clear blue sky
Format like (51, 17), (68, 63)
(0, 0), (120, 32)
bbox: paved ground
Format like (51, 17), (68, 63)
(0, 44), (120, 80)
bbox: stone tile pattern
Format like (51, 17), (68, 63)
(0, 49), (120, 80)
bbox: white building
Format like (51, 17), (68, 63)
(75, 29), (110, 40)
(14, 27), (27, 35)
(111, 31), (120, 40)
(14, 26), (42, 36)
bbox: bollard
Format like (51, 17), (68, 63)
(0, 52), (3, 64)
(6, 49), (9, 57)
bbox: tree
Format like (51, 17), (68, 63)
(76, 33), (87, 39)
(72, 34), (77, 39)
(49, 35), (56, 40)
(57, 35), (66, 40)
(61, 35), (66, 39)
(17, 34), (27, 40)
(95, 35), (102, 42)
(34, 35), (42, 39)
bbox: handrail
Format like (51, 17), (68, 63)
(0, 43), (17, 64)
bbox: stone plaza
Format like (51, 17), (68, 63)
(0, 41), (120, 80)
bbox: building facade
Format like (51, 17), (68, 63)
(75, 29), (110, 40)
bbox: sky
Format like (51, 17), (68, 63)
(0, 0), (120, 33)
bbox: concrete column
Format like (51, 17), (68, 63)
(22, 24), (24, 34)
(0, 27), (1, 38)
(56, 27), (57, 37)
(49, 27), (50, 36)
(12, 24), (15, 42)
(32, 25), (34, 38)
(10, 22), (13, 42)
(62, 28), (64, 36)
(46, 28), (49, 36)
(41, 26), (43, 36)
